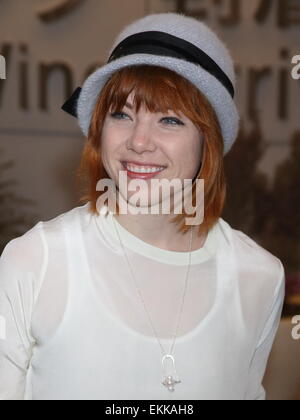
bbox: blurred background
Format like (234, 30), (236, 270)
(0, 0), (299, 400)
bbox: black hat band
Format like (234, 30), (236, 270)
(61, 31), (234, 118)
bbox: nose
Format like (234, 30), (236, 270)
(126, 120), (156, 154)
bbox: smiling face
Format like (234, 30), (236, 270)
(101, 90), (203, 211)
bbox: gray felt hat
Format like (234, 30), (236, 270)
(61, 12), (240, 155)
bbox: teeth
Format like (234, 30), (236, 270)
(125, 163), (165, 173)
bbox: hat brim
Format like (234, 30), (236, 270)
(77, 54), (240, 155)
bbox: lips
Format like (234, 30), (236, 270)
(121, 161), (166, 180)
(121, 160), (167, 169)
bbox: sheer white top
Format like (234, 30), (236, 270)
(0, 203), (285, 400)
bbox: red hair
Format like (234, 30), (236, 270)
(76, 64), (226, 236)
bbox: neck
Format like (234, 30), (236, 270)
(112, 211), (207, 253)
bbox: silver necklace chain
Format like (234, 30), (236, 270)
(111, 212), (194, 392)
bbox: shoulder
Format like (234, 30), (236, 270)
(0, 202), (91, 271)
(0, 220), (44, 272)
(38, 202), (92, 235)
(0, 221), (46, 300)
(218, 218), (285, 292)
(26, 202), (93, 246)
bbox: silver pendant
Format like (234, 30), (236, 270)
(161, 354), (181, 392)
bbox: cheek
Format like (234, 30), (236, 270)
(100, 134), (115, 175)
(101, 128), (120, 157)
(176, 135), (202, 177)
(175, 135), (202, 162)
(189, 132), (203, 160)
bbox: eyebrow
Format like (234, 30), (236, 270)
(123, 102), (181, 118)
(123, 102), (169, 113)
(124, 102), (133, 109)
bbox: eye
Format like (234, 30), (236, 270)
(109, 112), (184, 125)
(161, 117), (184, 126)
(110, 112), (128, 120)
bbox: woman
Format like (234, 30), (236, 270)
(0, 13), (285, 400)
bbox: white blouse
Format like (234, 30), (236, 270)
(0, 202), (285, 400)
